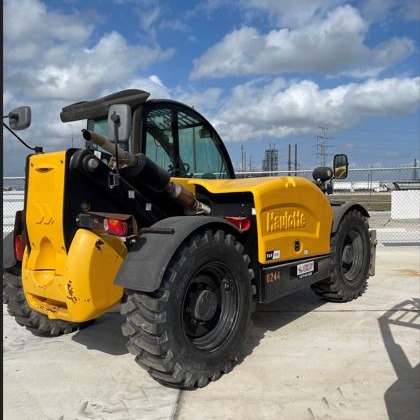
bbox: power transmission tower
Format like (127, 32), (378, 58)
(315, 127), (330, 167)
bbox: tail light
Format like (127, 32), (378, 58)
(14, 234), (24, 261)
(13, 210), (26, 261)
(76, 212), (137, 237)
(224, 216), (251, 232)
(104, 218), (129, 236)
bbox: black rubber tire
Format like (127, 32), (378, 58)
(3, 264), (21, 305)
(311, 209), (370, 302)
(121, 229), (254, 389)
(3, 269), (88, 336)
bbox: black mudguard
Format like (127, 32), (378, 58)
(114, 216), (239, 292)
(331, 202), (369, 233)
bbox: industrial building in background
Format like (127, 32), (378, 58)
(262, 143), (279, 172)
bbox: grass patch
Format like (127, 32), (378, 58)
(329, 193), (391, 211)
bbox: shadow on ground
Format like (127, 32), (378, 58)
(70, 288), (326, 365)
(380, 298), (420, 420)
(72, 312), (129, 356)
(244, 287), (327, 360)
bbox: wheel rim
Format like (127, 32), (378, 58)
(182, 261), (240, 352)
(340, 228), (365, 283)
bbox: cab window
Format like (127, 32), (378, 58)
(143, 108), (177, 174)
(178, 111), (229, 179)
(87, 117), (130, 152)
(143, 104), (231, 179)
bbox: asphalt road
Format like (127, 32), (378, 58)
(3, 248), (420, 420)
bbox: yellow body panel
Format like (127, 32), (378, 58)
(25, 152), (68, 275)
(179, 177), (333, 264)
(23, 229), (126, 322)
(22, 152), (126, 322)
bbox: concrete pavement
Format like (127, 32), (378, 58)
(3, 248), (420, 420)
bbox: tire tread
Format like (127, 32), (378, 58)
(312, 209), (370, 302)
(121, 229), (254, 389)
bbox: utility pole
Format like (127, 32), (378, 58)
(294, 144), (298, 175)
(241, 144), (247, 172)
(288, 144), (292, 175)
(413, 158), (418, 180)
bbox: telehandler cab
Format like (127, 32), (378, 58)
(3, 89), (376, 388)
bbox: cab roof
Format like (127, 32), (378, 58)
(60, 89), (150, 122)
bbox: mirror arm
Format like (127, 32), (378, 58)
(111, 111), (121, 174)
(2, 122), (43, 153)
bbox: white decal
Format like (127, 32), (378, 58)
(297, 260), (314, 276)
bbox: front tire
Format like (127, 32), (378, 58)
(121, 229), (254, 389)
(312, 209), (370, 302)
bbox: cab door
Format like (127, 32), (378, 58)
(140, 101), (235, 179)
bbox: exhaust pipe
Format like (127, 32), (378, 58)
(82, 129), (137, 167)
(82, 130), (210, 215)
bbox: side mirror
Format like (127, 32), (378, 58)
(7, 106), (31, 130)
(333, 154), (348, 179)
(107, 104), (132, 142)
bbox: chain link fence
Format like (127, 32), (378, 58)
(236, 166), (419, 249)
(3, 177), (25, 236)
(3, 167), (420, 248)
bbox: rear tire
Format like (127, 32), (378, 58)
(3, 264), (20, 305)
(311, 209), (370, 302)
(121, 229), (254, 389)
(4, 269), (88, 336)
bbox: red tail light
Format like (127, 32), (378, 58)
(104, 218), (129, 236)
(224, 216), (251, 232)
(76, 212), (136, 237)
(14, 234), (24, 261)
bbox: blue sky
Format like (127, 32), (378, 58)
(3, 0), (420, 175)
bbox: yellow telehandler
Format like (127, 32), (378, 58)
(3, 89), (376, 388)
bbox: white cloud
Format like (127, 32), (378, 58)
(3, 0), (174, 175)
(244, 0), (345, 27)
(401, 1), (420, 21)
(5, 28), (173, 102)
(172, 87), (224, 113)
(4, 0), (94, 45)
(362, 0), (420, 22)
(191, 5), (414, 79)
(4, 0), (174, 101)
(210, 77), (420, 142)
(137, 6), (161, 31)
(121, 75), (170, 98)
(241, 0), (420, 25)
